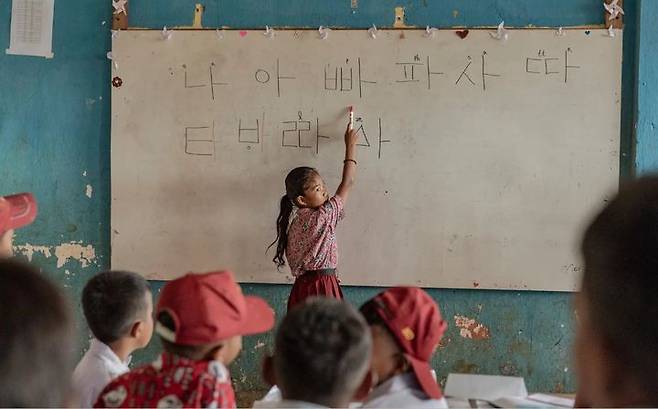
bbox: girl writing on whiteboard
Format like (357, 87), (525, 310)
(269, 120), (358, 311)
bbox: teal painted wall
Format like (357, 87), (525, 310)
(0, 0), (641, 397)
(635, 0), (657, 174)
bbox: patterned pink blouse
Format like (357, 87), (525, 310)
(286, 195), (345, 277)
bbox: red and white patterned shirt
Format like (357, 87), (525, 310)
(286, 195), (344, 277)
(94, 352), (236, 408)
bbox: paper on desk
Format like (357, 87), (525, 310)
(492, 396), (550, 408)
(446, 397), (496, 408)
(491, 394), (574, 408)
(448, 395), (573, 409)
(527, 393), (574, 408)
(445, 374), (527, 401)
(6, 0), (55, 58)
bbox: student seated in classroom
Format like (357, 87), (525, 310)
(95, 270), (275, 408)
(0, 192), (37, 258)
(359, 287), (448, 408)
(0, 259), (75, 407)
(574, 176), (658, 407)
(259, 297), (372, 408)
(73, 270), (154, 407)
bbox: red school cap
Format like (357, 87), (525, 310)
(0, 193), (38, 234)
(155, 270), (275, 345)
(371, 286), (448, 399)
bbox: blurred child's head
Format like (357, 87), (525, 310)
(360, 287), (447, 399)
(269, 166), (324, 268)
(576, 176), (658, 407)
(264, 297), (372, 408)
(155, 270), (274, 365)
(0, 193), (38, 258)
(0, 260), (74, 406)
(83, 270), (154, 350)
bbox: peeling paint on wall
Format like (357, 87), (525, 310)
(14, 243), (52, 261)
(499, 361), (519, 376)
(14, 241), (97, 268)
(55, 242), (96, 268)
(85, 184), (93, 198)
(438, 336), (451, 349)
(454, 314), (491, 340)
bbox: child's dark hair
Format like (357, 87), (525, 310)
(268, 166), (318, 268)
(274, 297), (372, 407)
(360, 298), (402, 348)
(359, 298), (390, 327)
(82, 270), (151, 344)
(0, 259), (74, 407)
(581, 176), (658, 401)
(156, 310), (221, 360)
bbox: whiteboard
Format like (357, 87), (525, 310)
(111, 29), (622, 291)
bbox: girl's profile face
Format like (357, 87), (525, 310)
(297, 173), (328, 208)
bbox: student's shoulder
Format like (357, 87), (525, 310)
(114, 361), (157, 383)
(94, 364), (157, 406)
(317, 196), (343, 217)
(289, 207), (320, 228)
(73, 350), (106, 382)
(195, 362), (236, 407)
(293, 207), (314, 219)
(325, 195), (343, 210)
(363, 390), (447, 409)
(363, 398), (447, 409)
(205, 360), (232, 383)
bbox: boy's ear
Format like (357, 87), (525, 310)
(353, 370), (376, 402)
(262, 355), (276, 387)
(130, 320), (143, 339)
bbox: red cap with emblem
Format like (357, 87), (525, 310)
(155, 270), (275, 345)
(371, 286), (448, 399)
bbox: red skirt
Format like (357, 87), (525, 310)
(287, 269), (344, 311)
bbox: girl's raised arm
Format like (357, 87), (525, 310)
(336, 122), (358, 204)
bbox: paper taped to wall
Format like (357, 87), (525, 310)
(6, 0), (55, 58)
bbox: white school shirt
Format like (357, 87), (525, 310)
(72, 339), (131, 408)
(252, 387), (357, 409)
(362, 373), (449, 409)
